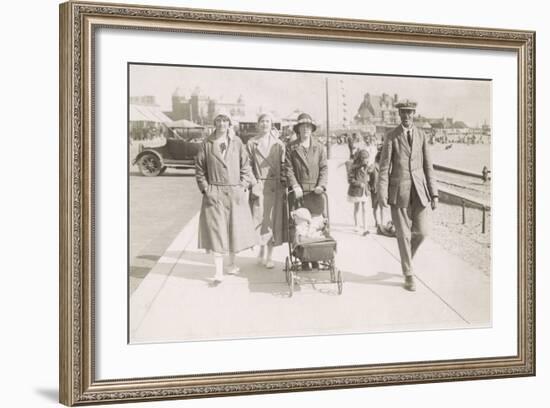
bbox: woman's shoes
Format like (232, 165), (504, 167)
(257, 247), (265, 265)
(210, 275), (224, 284)
(257, 254), (275, 269)
(225, 264), (240, 275)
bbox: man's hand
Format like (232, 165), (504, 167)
(431, 197), (439, 210)
(314, 186), (324, 195)
(293, 185), (303, 199)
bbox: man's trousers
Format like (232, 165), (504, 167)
(390, 186), (430, 276)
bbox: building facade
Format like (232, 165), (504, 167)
(354, 93), (400, 126)
(167, 87), (246, 125)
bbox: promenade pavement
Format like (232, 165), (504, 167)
(130, 145), (491, 343)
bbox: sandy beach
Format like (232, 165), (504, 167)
(431, 143), (491, 173)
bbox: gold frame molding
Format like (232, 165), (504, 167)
(59, 1), (536, 405)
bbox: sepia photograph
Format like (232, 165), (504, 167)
(128, 63), (492, 344)
(58, 1), (536, 404)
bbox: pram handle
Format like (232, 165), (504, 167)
(285, 187), (330, 223)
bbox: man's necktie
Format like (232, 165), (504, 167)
(220, 142), (227, 156)
(407, 130), (413, 147)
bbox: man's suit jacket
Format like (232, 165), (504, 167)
(377, 125), (438, 208)
(285, 139), (328, 193)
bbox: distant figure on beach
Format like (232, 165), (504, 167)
(377, 100), (439, 292)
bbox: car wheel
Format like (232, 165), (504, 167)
(138, 153), (162, 176)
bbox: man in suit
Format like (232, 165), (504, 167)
(377, 101), (439, 291)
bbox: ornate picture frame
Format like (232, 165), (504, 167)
(59, 1), (535, 405)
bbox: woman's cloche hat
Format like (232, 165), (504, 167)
(293, 112), (317, 133)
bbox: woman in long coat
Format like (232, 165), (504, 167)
(285, 112), (328, 216)
(285, 112), (328, 270)
(195, 113), (257, 283)
(247, 113), (286, 269)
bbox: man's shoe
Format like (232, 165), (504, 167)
(404, 275), (416, 292)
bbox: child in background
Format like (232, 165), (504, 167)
(369, 148), (383, 232)
(347, 149), (371, 234)
(369, 148), (397, 237)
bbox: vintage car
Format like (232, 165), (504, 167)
(238, 119), (282, 144)
(133, 122), (206, 176)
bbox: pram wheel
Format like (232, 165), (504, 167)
(289, 270), (295, 297)
(284, 256), (291, 285)
(330, 261), (336, 282)
(337, 269), (343, 295)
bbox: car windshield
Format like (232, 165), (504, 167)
(170, 128), (204, 142)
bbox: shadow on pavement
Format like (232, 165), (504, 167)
(342, 270), (404, 287)
(166, 250), (293, 295)
(168, 251), (218, 284)
(231, 257), (292, 296)
(130, 265), (152, 279)
(136, 254), (161, 262)
(144, 249), (404, 297)
(289, 269), (404, 296)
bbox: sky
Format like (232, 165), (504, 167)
(130, 64), (492, 128)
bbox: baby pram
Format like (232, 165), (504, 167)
(284, 188), (342, 297)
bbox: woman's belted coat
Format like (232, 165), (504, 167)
(195, 132), (257, 253)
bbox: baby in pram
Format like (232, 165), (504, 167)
(291, 207), (327, 244)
